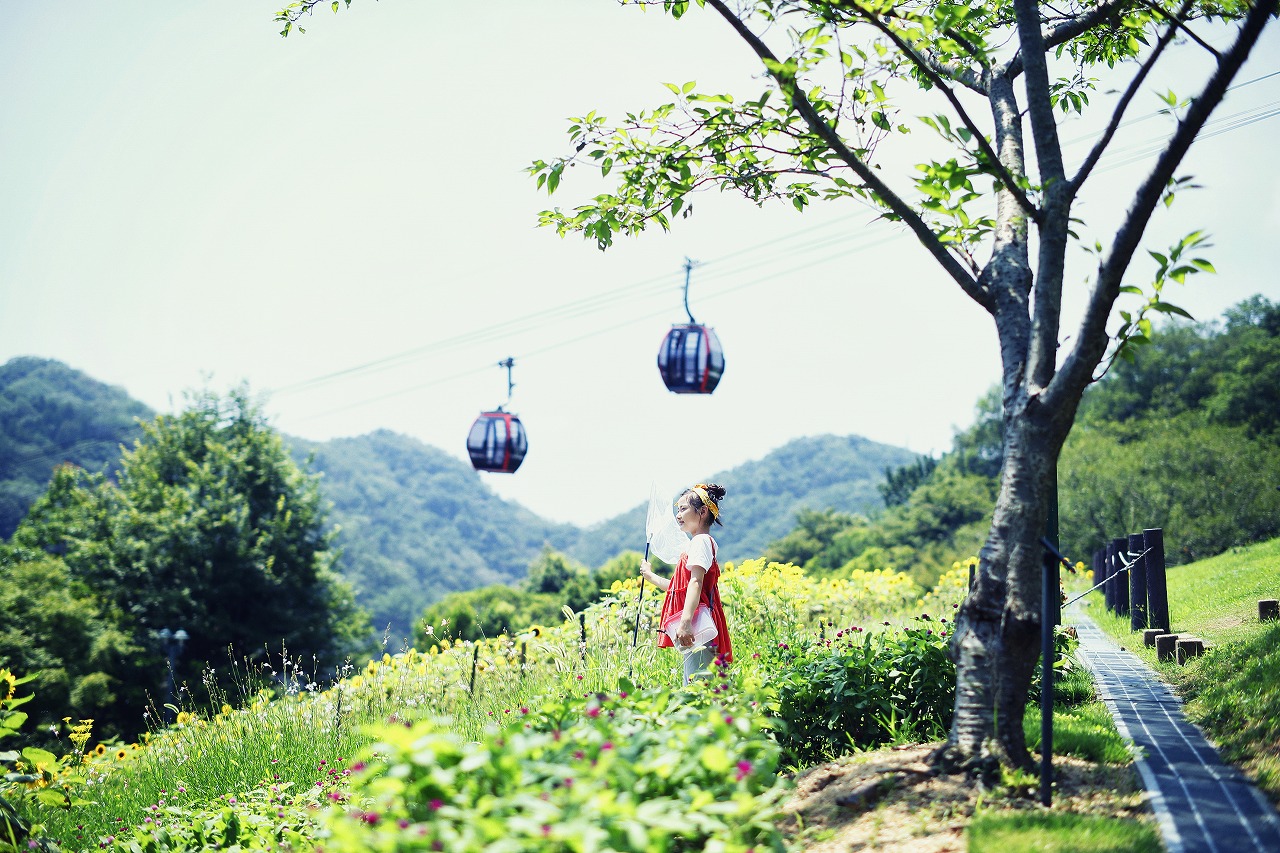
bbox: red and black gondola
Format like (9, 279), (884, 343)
(657, 258), (725, 395)
(466, 358), (528, 474)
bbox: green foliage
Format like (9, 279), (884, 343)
(416, 586), (563, 649)
(761, 620), (956, 767)
(809, 461), (995, 587)
(878, 455), (938, 507)
(0, 547), (142, 744)
(0, 358), (151, 540)
(105, 781), (327, 853)
(1078, 295), (1280, 431)
(1058, 415), (1280, 565)
(324, 686), (789, 853)
(10, 389), (370, 737)
(761, 508), (860, 567)
(950, 386), (1004, 479)
(522, 547), (596, 613)
(1, 670), (93, 853)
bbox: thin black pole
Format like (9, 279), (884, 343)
(631, 543), (650, 648)
(1040, 537), (1057, 807)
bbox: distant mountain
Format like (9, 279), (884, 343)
(564, 435), (919, 567)
(293, 430), (576, 639)
(1, 358), (915, 638)
(0, 357), (152, 538)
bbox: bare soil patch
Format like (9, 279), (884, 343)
(781, 743), (1156, 851)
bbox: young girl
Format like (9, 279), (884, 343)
(639, 483), (733, 684)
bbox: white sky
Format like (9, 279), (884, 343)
(2, 2), (1278, 526)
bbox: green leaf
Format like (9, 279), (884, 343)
(682, 81), (696, 94)
(36, 789), (71, 808)
(21, 746), (57, 767)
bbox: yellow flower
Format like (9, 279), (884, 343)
(176, 711), (193, 726)
(0, 668), (16, 702)
(115, 749), (128, 761)
(220, 704), (232, 715)
(94, 744), (107, 756)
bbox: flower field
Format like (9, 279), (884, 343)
(4, 558), (972, 853)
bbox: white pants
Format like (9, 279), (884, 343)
(681, 645), (716, 685)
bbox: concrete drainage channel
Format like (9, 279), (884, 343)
(1071, 616), (1280, 853)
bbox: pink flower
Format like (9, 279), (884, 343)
(586, 706), (600, 718)
(428, 799), (444, 811)
(601, 742), (614, 751)
(735, 760), (753, 781)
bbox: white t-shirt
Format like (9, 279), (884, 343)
(685, 533), (717, 571)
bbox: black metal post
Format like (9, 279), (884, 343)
(1040, 462), (1059, 807)
(1040, 542), (1056, 806)
(1144, 529), (1171, 634)
(157, 627), (188, 725)
(1128, 532), (1149, 632)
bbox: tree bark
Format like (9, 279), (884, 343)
(935, 395), (1076, 773)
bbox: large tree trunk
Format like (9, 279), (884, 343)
(934, 394), (1075, 775)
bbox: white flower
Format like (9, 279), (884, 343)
(424, 625), (434, 635)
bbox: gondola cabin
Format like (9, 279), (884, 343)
(657, 323), (724, 394)
(466, 409), (527, 474)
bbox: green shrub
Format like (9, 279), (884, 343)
(323, 684), (789, 852)
(762, 619), (955, 766)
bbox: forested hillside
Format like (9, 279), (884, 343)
(0, 357), (151, 538)
(564, 434), (918, 567)
(293, 430), (577, 639)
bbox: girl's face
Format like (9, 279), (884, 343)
(675, 495), (705, 532)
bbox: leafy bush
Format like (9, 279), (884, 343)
(323, 685), (789, 852)
(762, 619), (956, 766)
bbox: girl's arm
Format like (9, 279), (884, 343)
(638, 559), (671, 592)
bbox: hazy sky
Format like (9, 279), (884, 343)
(3, 3), (1278, 526)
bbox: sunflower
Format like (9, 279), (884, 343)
(0, 668), (16, 702)
(94, 744), (107, 756)
(115, 749), (128, 761)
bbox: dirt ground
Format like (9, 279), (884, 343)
(780, 743), (1156, 851)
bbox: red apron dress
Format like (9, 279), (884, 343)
(656, 541), (733, 664)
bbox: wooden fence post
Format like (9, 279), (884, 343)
(1103, 540), (1117, 613)
(1111, 537), (1130, 617)
(1128, 532), (1149, 631)
(1144, 529), (1171, 634)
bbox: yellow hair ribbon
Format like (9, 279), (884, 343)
(691, 484), (719, 520)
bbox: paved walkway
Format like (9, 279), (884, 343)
(1071, 616), (1280, 853)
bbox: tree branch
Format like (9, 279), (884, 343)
(1069, 0), (1193, 196)
(704, 0), (990, 310)
(1006, 0), (1131, 78)
(854, 8), (1042, 224)
(1013, 0), (1071, 392)
(1137, 0), (1223, 59)
(1049, 0), (1279, 409)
